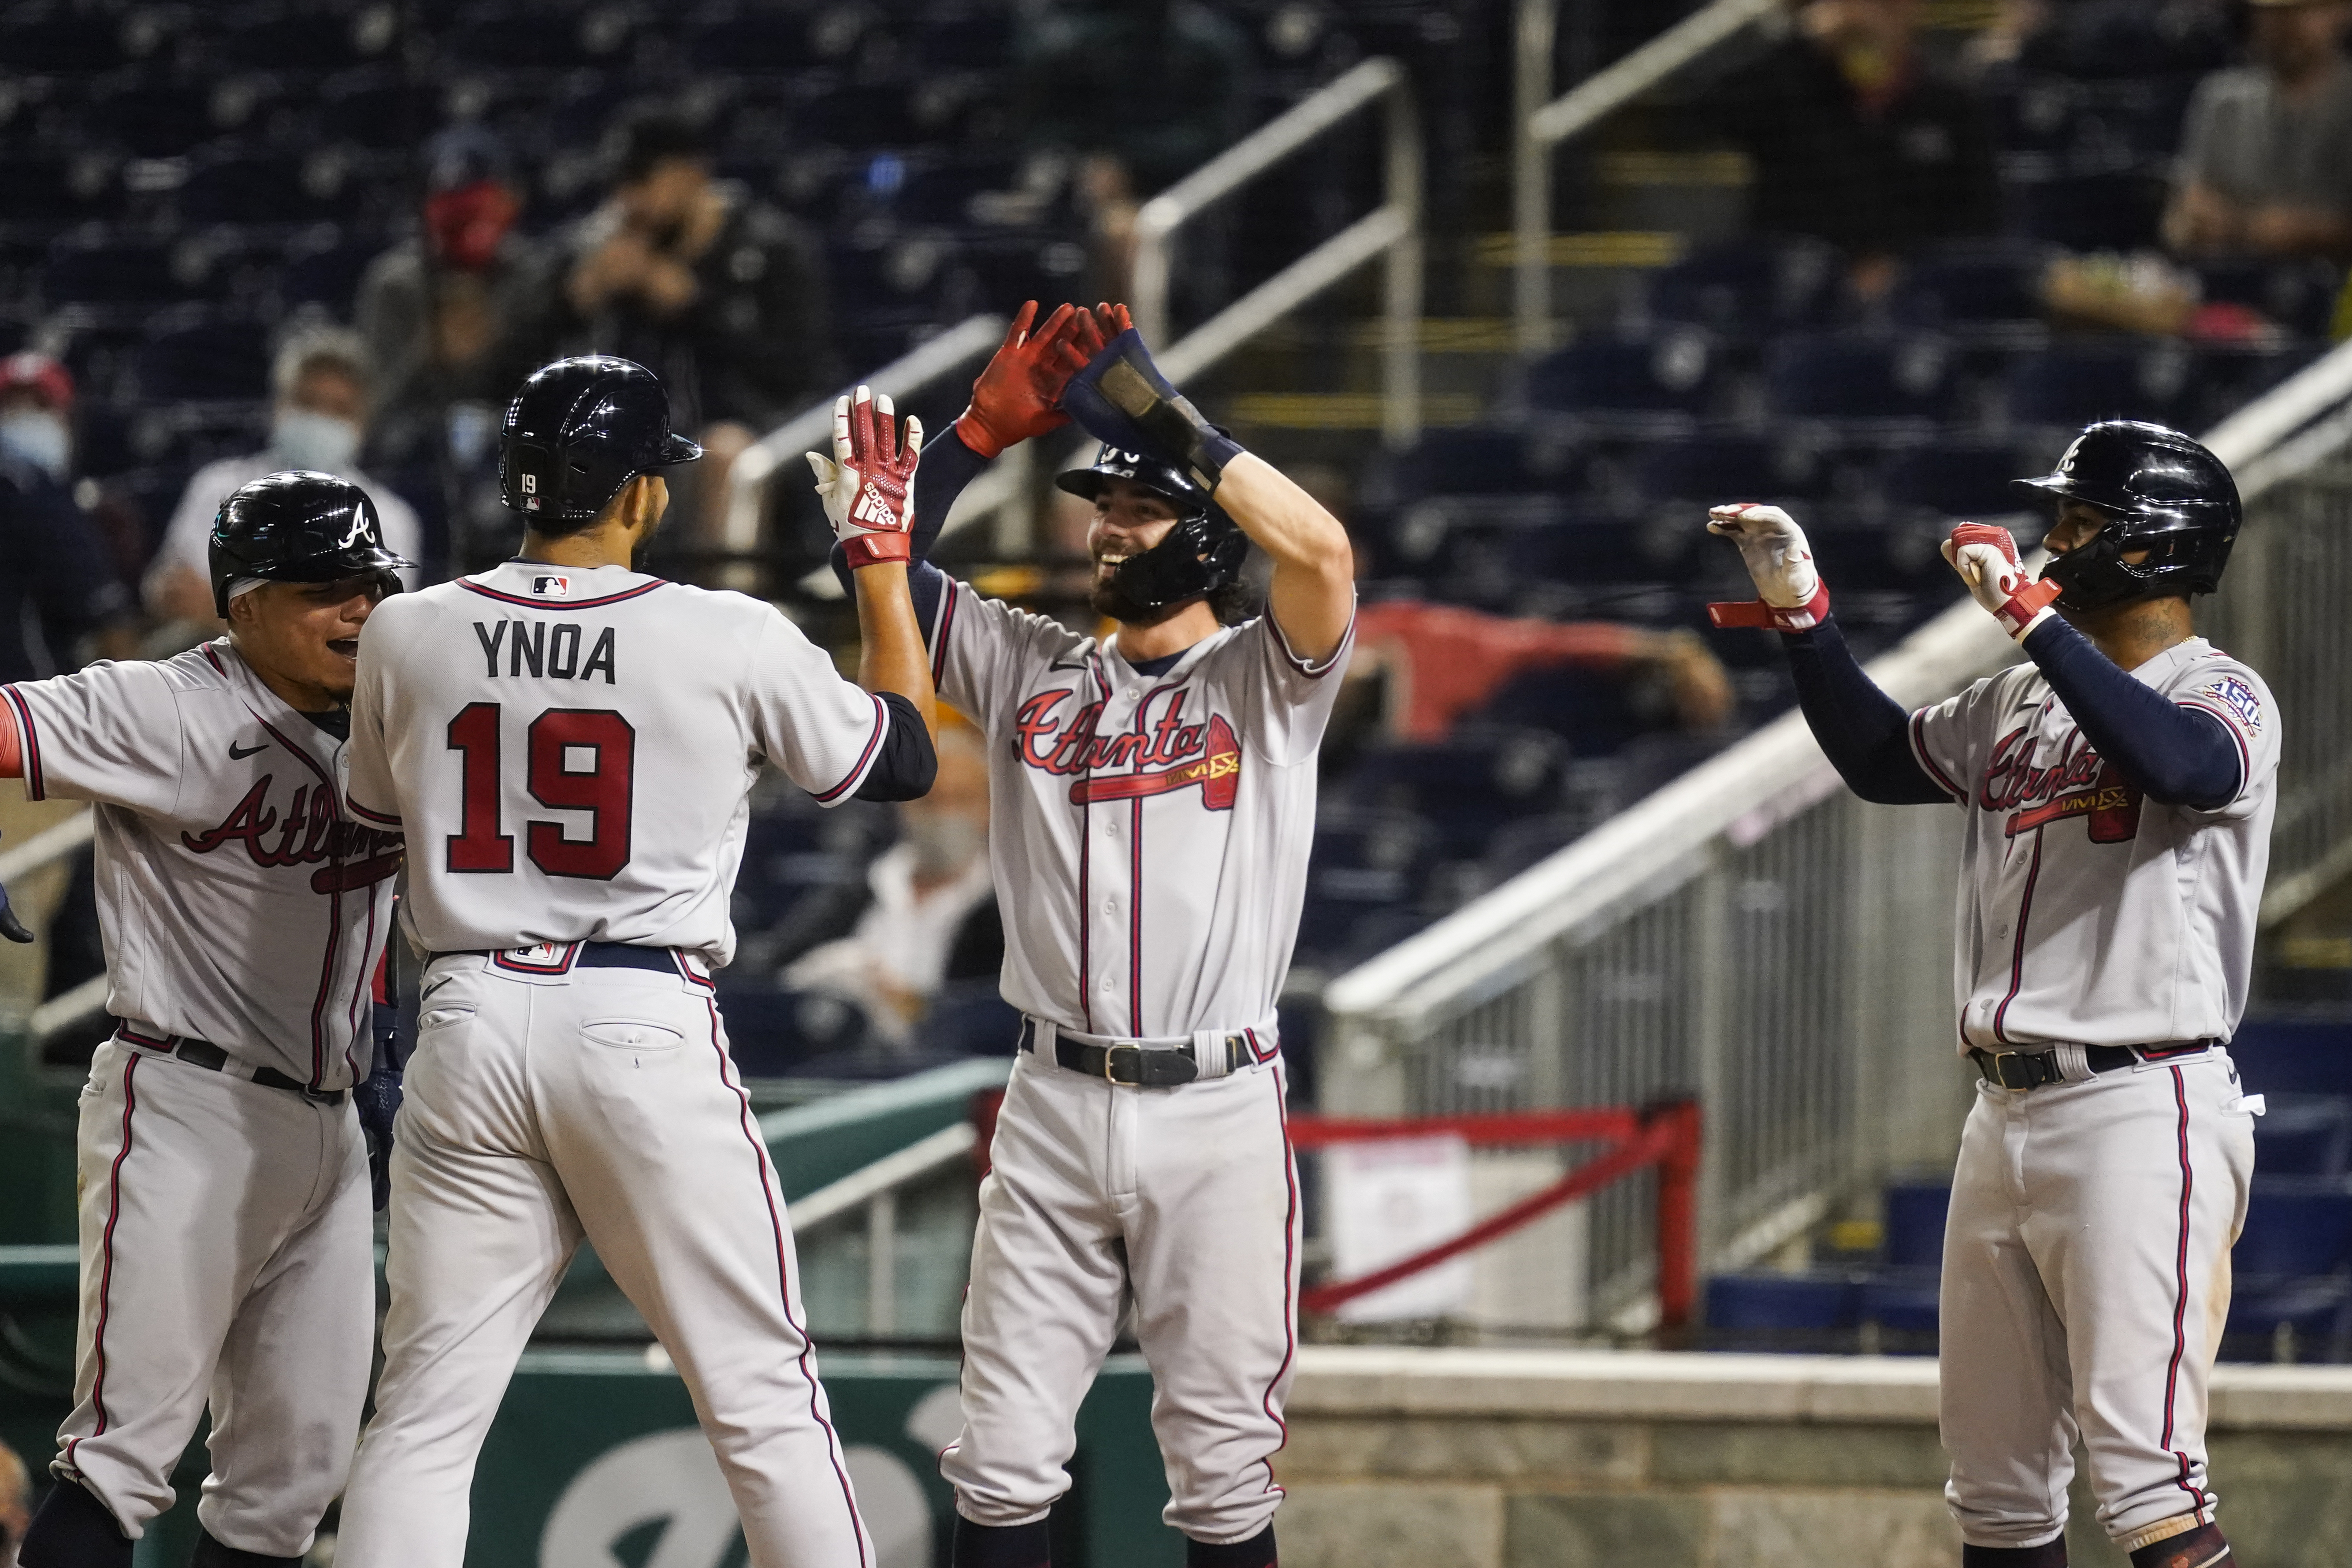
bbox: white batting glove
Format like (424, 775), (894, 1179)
(1705, 503), (1830, 632)
(1943, 523), (2062, 641)
(805, 386), (922, 568)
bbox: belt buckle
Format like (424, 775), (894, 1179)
(1102, 1042), (1141, 1086)
(1985, 1052), (2044, 1091)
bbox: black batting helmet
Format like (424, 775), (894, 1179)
(1055, 444), (1246, 613)
(209, 470), (414, 617)
(2014, 420), (2241, 611)
(499, 356), (702, 524)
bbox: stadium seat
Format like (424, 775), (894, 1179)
(1640, 237), (1842, 343)
(1765, 331), (1957, 435)
(2005, 338), (2192, 433)
(2234, 1175), (2352, 1279)
(687, 11), (820, 74)
(178, 148), (362, 226)
(42, 230), (184, 308)
(217, 5), (395, 70)
(1890, 242), (2054, 350)
(1626, 432), (1827, 505)
(281, 227), (379, 310)
(438, 7), (639, 71)
(0, 6), (140, 73)
(1704, 1270), (1863, 1351)
(1858, 1267), (1940, 1345)
(1524, 328), (1717, 438)
(318, 68), (422, 151)
(2254, 1096), (2352, 1178)
(1881, 1180), (1951, 1268)
(83, 79), (226, 160)
(1338, 731), (1572, 859)
(134, 312), (272, 404)
(1881, 438), (2036, 520)
(0, 152), (126, 227)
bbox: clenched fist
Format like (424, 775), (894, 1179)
(1943, 522), (2061, 641)
(1705, 503), (1830, 632)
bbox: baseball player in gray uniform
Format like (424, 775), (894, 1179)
(333, 356), (938, 1568)
(875, 304), (1354, 1568)
(1708, 420), (2271, 1568)
(11, 472), (410, 1568)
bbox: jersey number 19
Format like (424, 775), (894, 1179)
(444, 702), (636, 880)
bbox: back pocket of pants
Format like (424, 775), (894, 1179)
(582, 1019), (686, 1053)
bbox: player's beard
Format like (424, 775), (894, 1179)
(1089, 574), (1193, 628)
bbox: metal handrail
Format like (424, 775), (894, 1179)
(717, 313), (1010, 587)
(789, 1119), (977, 1338)
(1326, 332), (2352, 1026)
(1512, 0), (1781, 354)
(1133, 56), (1423, 447)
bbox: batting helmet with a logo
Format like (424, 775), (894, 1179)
(499, 355), (703, 524)
(208, 470), (415, 617)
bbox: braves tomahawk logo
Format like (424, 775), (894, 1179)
(183, 776), (405, 892)
(1014, 688), (1241, 812)
(1980, 726), (2141, 843)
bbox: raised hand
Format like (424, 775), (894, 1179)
(806, 385), (923, 568)
(1705, 502), (1830, 632)
(1943, 521), (2062, 640)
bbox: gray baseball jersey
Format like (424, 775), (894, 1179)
(5, 639), (400, 1089)
(1907, 636), (2279, 1053)
(926, 577), (1353, 1039)
(344, 560), (892, 966)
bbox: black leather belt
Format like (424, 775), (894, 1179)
(115, 1024), (346, 1105)
(1970, 1040), (2217, 1091)
(1016, 1018), (1254, 1088)
(438, 941), (685, 974)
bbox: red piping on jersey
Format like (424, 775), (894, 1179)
(704, 996), (873, 1566)
(1908, 709), (1964, 803)
(672, 950), (717, 992)
(69, 1050), (139, 1472)
(1266, 606), (1354, 680)
(812, 695), (889, 805)
(348, 798), (402, 828)
(1074, 656), (1114, 1032)
(1990, 829), (2044, 1048)
(4, 684), (46, 799)
(456, 577), (667, 611)
(1255, 1059), (1299, 1502)
(2160, 1066), (2215, 1523)
(929, 578), (960, 687)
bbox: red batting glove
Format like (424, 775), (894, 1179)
(953, 300), (1092, 459)
(829, 386), (922, 568)
(1943, 521), (2062, 640)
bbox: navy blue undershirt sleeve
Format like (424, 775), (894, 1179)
(2016, 616), (2239, 809)
(1779, 620), (1949, 805)
(852, 691), (939, 802)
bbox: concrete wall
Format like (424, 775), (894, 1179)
(1276, 1349), (2352, 1568)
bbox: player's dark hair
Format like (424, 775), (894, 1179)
(1209, 576), (1258, 627)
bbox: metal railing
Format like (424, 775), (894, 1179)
(1135, 55), (1423, 447)
(789, 1120), (976, 1338)
(717, 313), (1015, 588)
(1512, 0), (1780, 356)
(1321, 339), (2352, 1326)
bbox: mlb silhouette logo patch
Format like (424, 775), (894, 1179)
(532, 575), (571, 599)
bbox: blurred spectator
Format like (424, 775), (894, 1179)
(2164, 0), (2352, 261)
(358, 126), (542, 471)
(0, 353), (136, 680)
(1013, 0), (1255, 299)
(1344, 601), (1736, 744)
(1717, 0), (2002, 295)
(784, 725), (1000, 1046)
(143, 327), (422, 633)
(534, 107), (833, 545)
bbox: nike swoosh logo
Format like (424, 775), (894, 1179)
(229, 741), (269, 760)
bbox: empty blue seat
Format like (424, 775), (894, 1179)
(1525, 328), (1716, 436)
(440, 7), (638, 70)
(84, 79), (224, 160)
(1883, 1180), (1951, 1268)
(281, 229), (378, 311)
(2234, 1175), (2352, 1278)
(2254, 1096), (2352, 1178)
(1881, 439), (2035, 519)
(687, 12), (819, 73)
(218, 6), (393, 70)
(318, 69), (419, 151)
(2006, 339), (2192, 432)
(178, 149), (359, 226)
(1891, 242), (2053, 347)
(43, 231), (182, 307)
(1705, 1270), (1862, 1334)
(1627, 433), (1825, 505)
(0, 152), (124, 226)
(134, 315), (271, 403)
(2222, 1276), (2352, 1363)
(0, 8), (137, 72)
(1765, 332), (1955, 431)
(1339, 732), (1570, 858)
(1858, 1267), (1941, 1340)
(1642, 237), (1842, 342)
